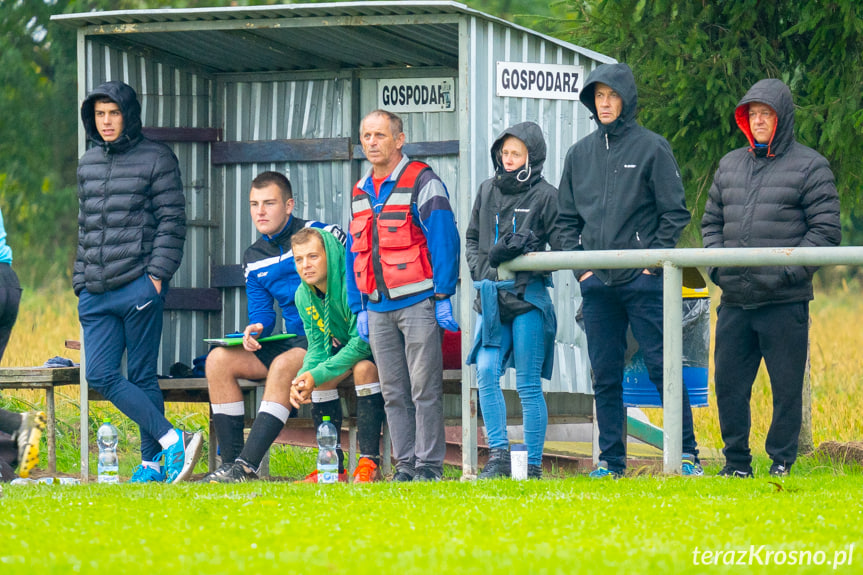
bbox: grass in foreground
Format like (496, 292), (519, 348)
(1, 458), (861, 575)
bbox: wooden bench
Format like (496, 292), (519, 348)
(78, 368), (463, 479)
(0, 366), (80, 473)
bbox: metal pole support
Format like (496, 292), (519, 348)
(662, 262), (683, 474)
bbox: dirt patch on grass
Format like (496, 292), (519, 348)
(814, 441), (863, 465)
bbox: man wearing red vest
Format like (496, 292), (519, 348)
(347, 109), (460, 482)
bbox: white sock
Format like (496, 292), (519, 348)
(355, 382), (381, 397)
(259, 400), (291, 424)
(311, 389), (340, 403)
(212, 401), (245, 416)
(141, 461), (160, 471)
(158, 428), (181, 449)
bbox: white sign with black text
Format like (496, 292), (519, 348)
(377, 77), (455, 113)
(496, 62), (584, 101)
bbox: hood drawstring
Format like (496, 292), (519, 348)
(515, 153), (531, 183)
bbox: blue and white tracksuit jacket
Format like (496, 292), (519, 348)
(243, 216), (345, 337)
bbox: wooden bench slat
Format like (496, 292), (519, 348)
(0, 367), (80, 386)
(163, 288), (222, 312)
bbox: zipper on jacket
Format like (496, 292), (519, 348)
(599, 132), (611, 274)
(368, 191), (387, 300)
(99, 153), (115, 293)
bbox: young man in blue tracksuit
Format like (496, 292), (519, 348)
(75, 80), (201, 484)
(202, 171), (345, 483)
(346, 110), (460, 482)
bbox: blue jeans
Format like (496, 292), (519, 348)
(475, 308), (547, 466)
(78, 274), (173, 461)
(580, 273), (699, 472)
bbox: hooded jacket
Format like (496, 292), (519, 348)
(557, 63), (690, 286)
(466, 122), (561, 320)
(74, 81), (186, 296)
(295, 229), (371, 386)
(244, 216), (345, 338)
(701, 79), (841, 308)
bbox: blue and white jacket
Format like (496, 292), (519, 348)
(243, 216), (345, 337)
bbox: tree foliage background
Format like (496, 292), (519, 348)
(1, 0), (860, 286)
(547, 0), (863, 245)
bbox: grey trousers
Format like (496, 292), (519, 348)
(368, 298), (445, 475)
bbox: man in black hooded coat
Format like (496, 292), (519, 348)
(76, 80), (201, 483)
(702, 79), (840, 478)
(558, 63), (701, 478)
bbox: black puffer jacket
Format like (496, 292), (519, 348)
(701, 79), (841, 308)
(557, 63), (690, 286)
(466, 121), (560, 320)
(74, 81), (186, 296)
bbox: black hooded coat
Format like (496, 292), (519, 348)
(74, 81), (186, 296)
(557, 63), (690, 286)
(701, 79), (841, 308)
(465, 121), (561, 320)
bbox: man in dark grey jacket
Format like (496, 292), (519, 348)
(76, 80), (201, 483)
(558, 62), (701, 478)
(702, 79), (840, 478)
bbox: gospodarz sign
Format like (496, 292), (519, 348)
(496, 62), (584, 101)
(378, 78), (455, 113)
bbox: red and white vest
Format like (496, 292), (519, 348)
(350, 161), (435, 302)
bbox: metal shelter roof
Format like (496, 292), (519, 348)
(51, 1), (612, 74)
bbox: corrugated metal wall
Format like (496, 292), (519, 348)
(84, 40), (215, 375)
(217, 75), (354, 338)
(82, 17), (607, 391)
(464, 17), (601, 394)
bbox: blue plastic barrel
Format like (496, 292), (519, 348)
(621, 289), (710, 408)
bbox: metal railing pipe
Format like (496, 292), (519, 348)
(496, 246), (863, 278)
(497, 246), (863, 475)
(662, 262), (683, 473)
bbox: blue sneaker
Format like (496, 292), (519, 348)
(588, 461), (623, 479)
(128, 464), (166, 483)
(681, 453), (704, 477)
(162, 430), (203, 484)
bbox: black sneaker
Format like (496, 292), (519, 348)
(200, 461), (257, 483)
(478, 448), (511, 480)
(413, 467), (442, 482)
(527, 464), (543, 480)
(717, 465), (753, 478)
(769, 462), (791, 477)
(392, 469), (414, 482)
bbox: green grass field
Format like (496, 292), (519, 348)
(2, 283), (863, 573)
(2, 457), (861, 574)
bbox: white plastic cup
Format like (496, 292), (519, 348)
(510, 444), (528, 480)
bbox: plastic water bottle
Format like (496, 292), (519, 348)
(316, 416), (339, 484)
(96, 418), (119, 484)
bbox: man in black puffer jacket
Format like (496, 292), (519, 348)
(558, 62), (701, 479)
(702, 79), (840, 478)
(76, 81), (201, 484)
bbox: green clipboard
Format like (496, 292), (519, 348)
(204, 333), (297, 347)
